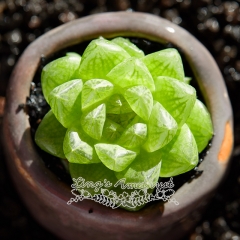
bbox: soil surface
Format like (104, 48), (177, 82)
(0, 1), (240, 240)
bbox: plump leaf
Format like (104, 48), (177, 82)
(75, 123), (97, 142)
(69, 162), (118, 195)
(143, 101), (178, 152)
(35, 110), (66, 158)
(160, 124), (198, 177)
(106, 57), (155, 92)
(42, 55), (81, 102)
(101, 118), (124, 143)
(115, 149), (161, 189)
(81, 79), (114, 111)
(106, 94), (132, 114)
(48, 79), (83, 128)
(186, 99), (213, 152)
(81, 104), (106, 140)
(142, 48), (184, 81)
(118, 123), (147, 149)
(153, 76), (196, 127)
(111, 37), (144, 58)
(94, 144), (137, 172)
(63, 128), (100, 164)
(124, 85), (153, 121)
(78, 38), (130, 80)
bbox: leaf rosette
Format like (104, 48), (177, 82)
(35, 37), (213, 211)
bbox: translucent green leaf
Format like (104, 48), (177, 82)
(78, 38), (130, 80)
(153, 76), (196, 127)
(81, 104), (106, 140)
(143, 101), (178, 152)
(107, 112), (136, 128)
(124, 85), (153, 121)
(106, 57), (155, 92)
(35, 110), (66, 158)
(94, 144), (137, 172)
(42, 55), (81, 102)
(115, 149), (161, 189)
(160, 124), (198, 177)
(101, 118), (124, 143)
(48, 79), (83, 128)
(81, 79), (114, 111)
(66, 52), (81, 58)
(73, 123), (97, 143)
(118, 123), (147, 149)
(111, 37), (144, 58)
(63, 128), (100, 164)
(106, 94), (132, 114)
(184, 77), (191, 84)
(69, 162), (118, 195)
(186, 99), (213, 152)
(142, 48), (184, 81)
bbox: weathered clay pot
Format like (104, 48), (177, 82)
(2, 12), (233, 240)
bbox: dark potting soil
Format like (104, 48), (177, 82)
(1, 1), (240, 240)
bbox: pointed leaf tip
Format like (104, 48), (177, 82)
(118, 123), (147, 149)
(81, 79), (114, 111)
(160, 124), (198, 177)
(94, 144), (137, 172)
(124, 85), (153, 121)
(142, 48), (184, 81)
(143, 101), (178, 152)
(49, 79), (83, 128)
(78, 38), (130, 80)
(63, 128), (100, 164)
(111, 37), (145, 58)
(153, 76), (196, 127)
(107, 57), (155, 92)
(81, 104), (106, 140)
(42, 55), (81, 102)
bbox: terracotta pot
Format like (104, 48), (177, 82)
(2, 12), (233, 240)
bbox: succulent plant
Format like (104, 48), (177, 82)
(35, 37), (213, 210)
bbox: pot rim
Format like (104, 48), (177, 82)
(2, 11), (233, 237)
